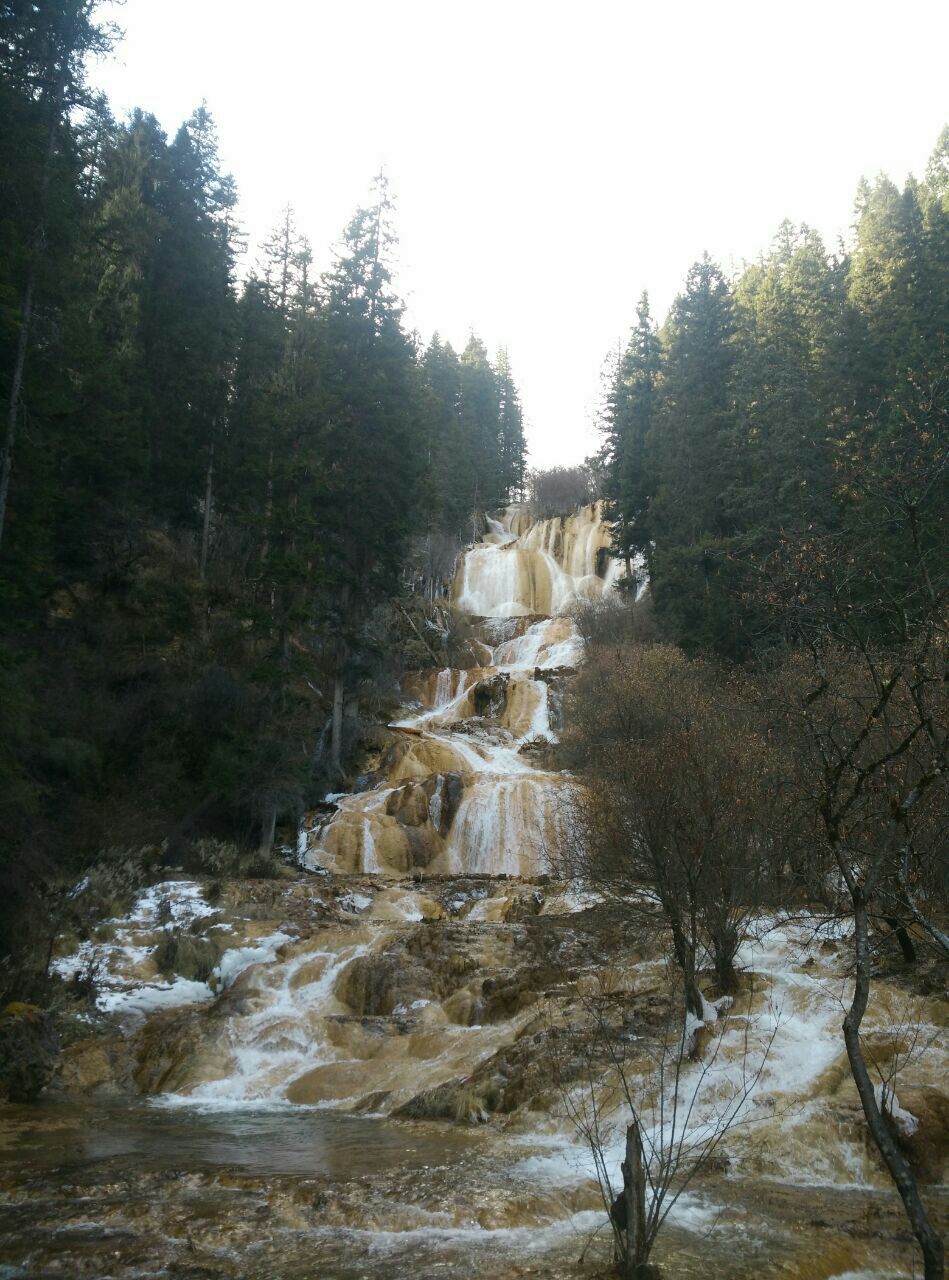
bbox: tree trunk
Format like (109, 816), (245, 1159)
(0, 272), (34, 553)
(622, 1120), (648, 1275)
(844, 889), (944, 1279)
(669, 917), (703, 1020)
(712, 925), (740, 993)
(260, 449), (274, 566)
(883, 915), (917, 964)
(397, 602), (441, 666)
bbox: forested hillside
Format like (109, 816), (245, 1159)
(0, 2), (526, 980)
(600, 144), (948, 659)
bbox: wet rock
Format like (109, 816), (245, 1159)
(892, 1086), (949, 1183)
(427, 770), (464, 837)
(393, 1077), (497, 1123)
(471, 671), (510, 718)
(338, 952), (431, 1017)
(131, 1005), (231, 1094)
(0, 1002), (58, 1101)
(481, 972), (541, 1021)
(503, 888), (546, 922)
(531, 665), (574, 684)
(384, 772), (463, 841)
(352, 1088), (391, 1112)
(285, 1058), (386, 1105)
(58, 1035), (124, 1093)
(352, 766), (386, 791)
(386, 781), (431, 827)
(442, 987), (483, 1025)
(384, 733), (472, 783)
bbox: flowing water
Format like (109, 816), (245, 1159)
(311, 501), (617, 881)
(6, 502), (947, 1278)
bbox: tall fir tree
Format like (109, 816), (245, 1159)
(601, 291), (661, 580)
(459, 333), (502, 516)
(318, 173), (426, 769)
(648, 255), (740, 654)
(496, 346), (527, 501)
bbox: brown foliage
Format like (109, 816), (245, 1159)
(560, 644), (786, 1007)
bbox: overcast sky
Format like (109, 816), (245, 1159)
(91, 0), (948, 468)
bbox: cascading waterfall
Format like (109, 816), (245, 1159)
(453, 501), (619, 618)
(90, 502), (615, 1111)
(37, 497), (949, 1279)
(307, 501), (615, 879)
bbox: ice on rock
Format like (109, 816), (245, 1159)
(51, 881), (293, 1021)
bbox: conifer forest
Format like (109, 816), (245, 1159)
(0, 4), (946, 1280)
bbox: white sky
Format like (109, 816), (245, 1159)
(91, 0), (948, 468)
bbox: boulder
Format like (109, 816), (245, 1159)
(337, 952), (432, 1017)
(386, 781), (430, 827)
(427, 771), (464, 837)
(471, 672), (509, 718)
(58, 1036), (118, 1093)
(131, 1006), (232, 1094)
(893, 1086), (949, 1183)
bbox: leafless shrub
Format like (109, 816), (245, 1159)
(550, 960), (778, 1276)
(558, 645), (786, 1014)
(571, 593), (657, 654)
(529, 464), (598, 518)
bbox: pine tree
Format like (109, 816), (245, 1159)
(143, 103), (238, 524)
(318, 173), (427, 770)
(602, 291), (661, 580)
(0, 0), (113, 565)
(459, 333), (502, 515)
(422, 335), (467, 531)
(496, 346), (527, 501)
(648, 255), (740, 654)
(728, 222), (840, 542)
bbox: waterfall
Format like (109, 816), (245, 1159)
(307, 501), (616, 878)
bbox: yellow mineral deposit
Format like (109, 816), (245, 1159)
(309, 502), (604, 880)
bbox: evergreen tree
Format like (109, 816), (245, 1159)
(0, 0), (113, 575)
(459, 333), (502, 513)
(143, 103), (238, 524)
(496, 346), (527, 501)
(648, 255), (740, 654)
(601, 291), (661, 580)
(422, 334), (468, 531)
(318, 173), (426, 768)
(727, 222), (840, 542)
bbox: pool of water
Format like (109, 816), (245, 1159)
(0, 1096), (488, 1179)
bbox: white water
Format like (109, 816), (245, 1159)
(307, 501), (614, 878)
(454, 501), (619, 618)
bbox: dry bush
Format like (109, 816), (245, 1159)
(572, 593), (657, 654)
(763, 640), (948, 953)
(548, 959), (778, 1276)
(528, 464), (598, 518)
(560, 644), (787, 1012)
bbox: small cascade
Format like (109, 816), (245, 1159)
(306, 501), (613, 879)
(453, 502), (619, 618)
